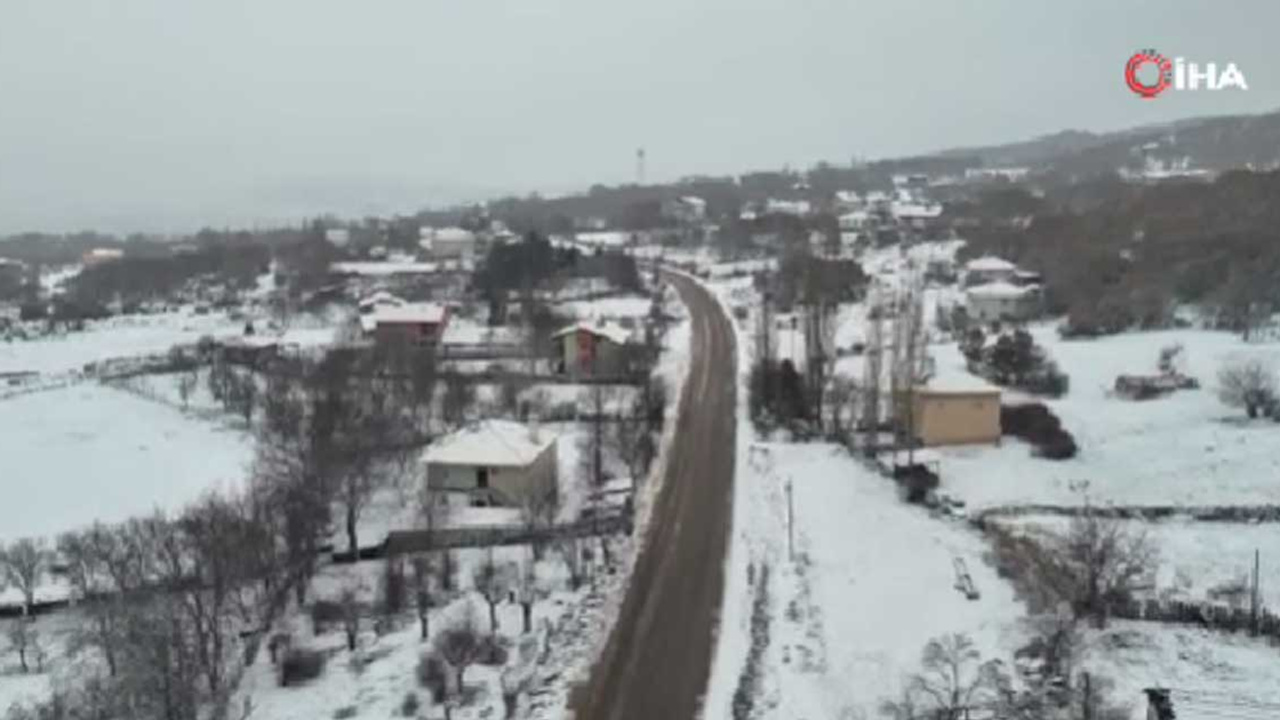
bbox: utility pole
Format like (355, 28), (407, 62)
(785, 479), (794, 562)
(1082, 671), (1093, 720)
(1251, 548), (1261, 636)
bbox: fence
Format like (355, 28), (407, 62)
(376, 511), (633, 560)
(1109, 597), (1280, 641)
(974, 503), (1280, 526)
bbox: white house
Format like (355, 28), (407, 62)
(419, 227), (477, 260)
(965, 282), (1042, 323)
(838, 210), (871, 231)
(765, 199), (811, 216)
(324, 228), (351, 247)
(420, 420), (558, 507)
(963, 256), (1018, 287)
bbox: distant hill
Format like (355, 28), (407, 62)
(933, 110), (1280, 176)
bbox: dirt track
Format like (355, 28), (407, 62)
(573, 271), (738, 720)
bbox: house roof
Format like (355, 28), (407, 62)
(420, 420), (557, 467)
(362, 302), (447, 331)
(965, 281), (1038, 300)
(358, 291), (407, 309)
(892, 202), (943, 219)
(964, 255), (1017, 273)
(918, 368), (1000, 394)
(552, 321), (633, 345)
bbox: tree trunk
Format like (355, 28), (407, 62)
(489, 601), (499, 635)
(346, 503), (359, 557)
(419, 611), (429, 641)
(522, 602), (533, 634)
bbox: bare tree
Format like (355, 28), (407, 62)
(176, 368), (198, 410)
(514, 555), (545, 634)
(473, 550), (511, 635)
(225, 367), (258, 425)
(882, 633), (1004, 720)
(0, 538), (49, 615)
(514, 474), (559, 560)
(438, 612), (481, 702)
(6, 616), (41, 673)
(412, 555), (436, 642)
(610, 395), (657, 491)
(1218, 355), (1277, 418)
(578, 385), (615, 487)
(58, 524), (125, 676)
(442, 373), (477, 429)
(340, 586), (361, 652)
(861, 301), (886, 455)
(1059, 503), (1157, 628)
(826, 376), (859, 445)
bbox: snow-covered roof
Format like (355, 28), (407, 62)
(358, 291), (407, 310)
(892, 202), (943, 219)
(362, 302), (447, 330)
(433, 227), (475, 243)
(679, 195), (707, 208)
(552, 321), (633, 345)
(332, 261), (441, 276)
(919, 369), (1000, 394)
(964, 256), (1017, 273)
(420, 420), (557, 467)
(965, 282), (1038, 300)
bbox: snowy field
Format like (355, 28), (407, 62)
(1080, 622), (1280, 717)
(707, 439), (1027, 719)
(928, 326), (1280, 509)
(0, 311), (243, 375)
(0, 383), (252, 543)
(0, 309), (339, 377)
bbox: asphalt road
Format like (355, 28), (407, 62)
(572, 270), (738, 720)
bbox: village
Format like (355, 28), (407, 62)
(2, 140), (1280, 720)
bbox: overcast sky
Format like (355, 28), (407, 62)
(1, 0), (1277, 234)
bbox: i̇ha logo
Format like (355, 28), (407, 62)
(1125, 49), (1248, 99)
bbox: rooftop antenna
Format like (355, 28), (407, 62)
(636, 147), (646, 185)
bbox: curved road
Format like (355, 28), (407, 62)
(573, 270), (738, 720)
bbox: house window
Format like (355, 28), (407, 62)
(476, 467), (490, 489)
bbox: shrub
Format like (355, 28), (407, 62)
(898, 465), (940, 504)
(475, 635), (510, 666)
(279, 648), (326, 687)
(400, 692), (421, 717)
(417, 653), (449, 703)
(1035, 430), (1078, 460)
(1001, 403), (1078, 460)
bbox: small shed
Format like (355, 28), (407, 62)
(911, 375), (1001, 447)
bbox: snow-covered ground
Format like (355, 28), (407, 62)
(1080, 622), (1280, 718)
(0, 383), (252, 543)
(928, 326), (1280, 509)
(0, 309), (339, 377)
(997, 514), (1280, 611)
(0, 311), (243, 375)
(703, 275), (1025, 718)
(712, 441), (1027, 719)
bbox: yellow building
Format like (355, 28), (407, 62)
(910, 377), (1002, 447)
